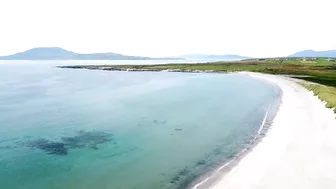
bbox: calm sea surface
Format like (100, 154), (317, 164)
(0, 60), (280, 189)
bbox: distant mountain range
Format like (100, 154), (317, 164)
(288, 50), (336, 57)
(0, 47), (182, 60)
(174, 54), (250, 60)
(4, 47), (336, 60)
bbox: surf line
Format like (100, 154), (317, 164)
(191, 104), (271, 189)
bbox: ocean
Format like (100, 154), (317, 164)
(0, 60), (280, 189)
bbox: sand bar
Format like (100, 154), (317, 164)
(209, 72), (336, 189)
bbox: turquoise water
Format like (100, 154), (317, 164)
(0, 61), (280, 189)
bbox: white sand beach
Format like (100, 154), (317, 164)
(210, 72), (336, 189)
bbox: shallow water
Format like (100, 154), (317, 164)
(0, 60), (280, 189)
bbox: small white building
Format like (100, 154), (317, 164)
(327, 58), (335, 62)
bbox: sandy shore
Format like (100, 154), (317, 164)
(208, 72), (336, 189)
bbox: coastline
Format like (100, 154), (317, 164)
(205, 72), (336, 189)
(58, 65), (336, 188)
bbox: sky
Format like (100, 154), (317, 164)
(0, 0), (335, 58)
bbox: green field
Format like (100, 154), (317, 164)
(61, 57), (336, 113)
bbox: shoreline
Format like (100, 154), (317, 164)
(187, 73), (282, 189)
(57, 66), (226, 73)
(207, 72), (336, 189)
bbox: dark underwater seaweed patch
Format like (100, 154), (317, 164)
(178, 167), (190, 176)
(196, 160), (206, 166)
(153, 120), (167, 124)
(26, 139), (68, 155)
(170, 166), (192, 184)
(62, 130), (113, 149)
(167, 144), (237, 189)
(173, 172), (198, 189)
(25, 131), (113, 155)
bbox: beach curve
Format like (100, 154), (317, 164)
(206, 72), (336, 189)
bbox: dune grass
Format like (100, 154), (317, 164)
(300, 82), (336, 113)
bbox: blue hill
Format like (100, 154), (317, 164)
(0, 47), (182, 60)
(288, 50), (336, 57)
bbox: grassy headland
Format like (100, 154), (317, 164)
(59, 57), (336, 113)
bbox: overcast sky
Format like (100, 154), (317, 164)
(0, 0), (335, 57)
